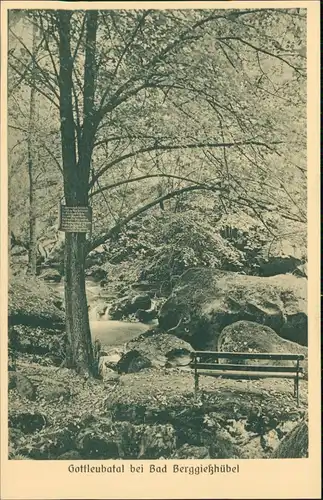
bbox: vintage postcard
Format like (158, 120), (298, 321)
(0, 1), (321, 499)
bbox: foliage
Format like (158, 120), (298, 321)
(8, 8), (307, 249)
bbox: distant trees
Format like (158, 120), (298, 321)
(8, 8), (306, 375)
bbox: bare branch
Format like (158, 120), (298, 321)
(90, 139), (283, 188)
(8, 60), (60, 109)
(89, 173), (214, 198)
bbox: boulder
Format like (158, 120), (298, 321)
(9, 274), (64, 328)
(217, 321), (308, 371)
(99, 364), (121, 383)
(39, 268), (61, 283)
(76, 429), (121, 459)
(88, 302), (109, 321)
(261, 429), (280, 452)
(117, 350), (152, 373)
(256, 239), (305, 277)
(85, 265), (107, 281)
(117, 332), (193, 373)
(272, 417), (308, 458)
(86, 245), (108, 268)
(109, 294), (152, 320)
(9, 325), (66, 364)
(158, 268), (307, 348)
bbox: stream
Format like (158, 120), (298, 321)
(50, 279), (155, 347)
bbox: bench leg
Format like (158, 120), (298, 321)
(194, 371), (199, 399)
(296, 377), (300, 406)
(294, 376), (300, 406)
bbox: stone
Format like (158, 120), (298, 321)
(132, 294), (152, 311)
(85, 265), (107, 281)
(117, 333), (193, 373)
(9, 411), (48, 434)
(76, 429), (121, 459)
(39, 268), (61, 283)
(57, 450), (83, 460)
(172, 444), (210, 459)
(40, 381), (71, 402)
(165, 348), (192, 367)
(100, 365), (121, 383)
(158, 268), (307, 347)
(98, 349), (123, 371)
(117, 350), (152, 374)
(138, 424), (176, 459)
(17, 428), (75, 459)
(261, 429), (280, 452)
(15, 373), (37, 401)
(293, 263), (307, 278)
(109, 294), (152, 320)
(272, 417), (308, 458)
(136, 308), (157, 323)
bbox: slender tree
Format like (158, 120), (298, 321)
(27, 21), (38, 275)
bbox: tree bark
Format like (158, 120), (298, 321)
(27, 22), (37, 275)
(64, 232), (94, 375)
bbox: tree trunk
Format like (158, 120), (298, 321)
(64, 232), (95, 375)
(57, 11), (96, 376)
(27, 22), (37, 275)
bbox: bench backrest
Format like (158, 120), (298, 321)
(191, 351), (305, 361)
(191, 351), (304, 373)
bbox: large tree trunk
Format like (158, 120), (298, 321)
(57, 11), (96, 376)
(27, 22), (37, 275)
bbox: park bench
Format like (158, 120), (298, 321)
(191, 351), (305, 405)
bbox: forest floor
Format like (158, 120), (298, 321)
(8, 357), (308, 460)
(9, 359), (308, 420)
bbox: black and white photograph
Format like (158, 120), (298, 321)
(3, 2), (314, 469)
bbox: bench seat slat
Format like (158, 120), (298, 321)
(192, 362), (303, 373)
(192, 351), (305, 361)
(196, 370), (304, 380)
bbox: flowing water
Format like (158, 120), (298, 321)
(50, 279), (155, 347)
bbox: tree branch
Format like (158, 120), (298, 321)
(88, 182), (224, 252)
(89, 139), (283, 188)
(217, 36), (304, 73)
(89, 173), (214, 198)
